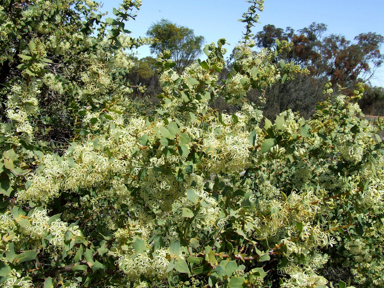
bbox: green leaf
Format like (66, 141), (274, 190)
(250, 67), (258, 77)
(261, 138), (275, 153)
(166, 259), (175, 273)
(160, 127), (172, 138)
(5, 243), (16, 262)
(264, 118), (272, 130)
(78, 110), (87, 116)
(189, 112), (197, 123)
(189, 238), (200, 249)
(2, 231), (15, 242)
(187, 190), (199, 204)
(301, 124), (311, 137)
(182, 208), (194, 218)
(208, 251), (217, 266)
(68, 158), (75, 168)
(187, 78), (199, 86)
(11, 207), (22, 218)
(4, 158), (14, 170)
(84, 249), (94, 265)
(160, 137), (169, 146)
(192, 265), (205, 275)
(291, 60), (295, 69)
(28, 40), (36, 52)
(240, 78), (249, 86)
(338, 281), (346, 288)
(10, 167), (30, 176)
(104, 114), (113, 120)
(200, 61), (209, 70)
(15, 216), (30, 228)
(90, 118), (99, 125)
(105, 18), (114, 24)
(228, 277), (245, 288)
(25, 68), (36, 76)
(0, 174), (12, 196)
(282, 73), (287, 84)
(214, 265), (226, 280)
(132, 238), (146, 253)
(19, 54), (32, 61)
(181, 92), (189, 102)
(169, 241), (180, 258)
(175, 258), (190, 274)
(259, 253), (270, 262)
(241, 192), (252, 207)
(249, 130), (256, 146)
(179, 133), (190, 145)
(44, 277), (53, 288)
(42, 58), (53, 63)
(296, 222), (303, 233)
(14, 251), (37, 263)
(225, 261), (237, 277)
(232, 114), (239, 124)
(0, 200), (7, 209)
(74, 245), (83, 262)
(48, 214), (61, 225)
(187, 257), (203, 264)
(219, 113), (227, 126)
(178, 144), (189, 157)
(92, 260), (105, 272)
(275, 115), (285, 130)
(168, 122), (179, 137)
(97, 241), (108, 256)
(203, 92), (211, 100)
(203, 45), (210, 56)
(0, 262), (10, 277)
(250, 267), (267, 278)
(139, 134), (149, 146)
(72, 265), (88, 271)
(280, 59), (286, 69)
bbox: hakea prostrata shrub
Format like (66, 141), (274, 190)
(1, 0), (384, 287)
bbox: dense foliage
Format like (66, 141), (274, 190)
(1, 0), (384, 287)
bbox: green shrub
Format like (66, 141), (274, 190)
(1, 1), (383, 287)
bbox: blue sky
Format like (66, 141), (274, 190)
(100, 0), (384, 86)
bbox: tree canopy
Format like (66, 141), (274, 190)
(255, 22), (384, 90)
(146, 19), (204, 73)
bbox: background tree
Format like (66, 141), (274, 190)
(255, 22), (384, 89)
(125, 56), (162, 111)
(146, 19), (204, 73)
(252, 22), (384, 119)
(358, 85), (384, 115)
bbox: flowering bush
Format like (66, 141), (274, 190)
(1, 0), (384, 287)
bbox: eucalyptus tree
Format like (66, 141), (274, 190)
(146, 19), (204, 73)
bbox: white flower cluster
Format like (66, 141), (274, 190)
(117, 249), (169, 280)
(280, 265), (328, 288)
(4, 82), (40, 140)
(0, 269), (32, 288)
(24, 209), (81, 248)
(43, 73), (64, 94)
